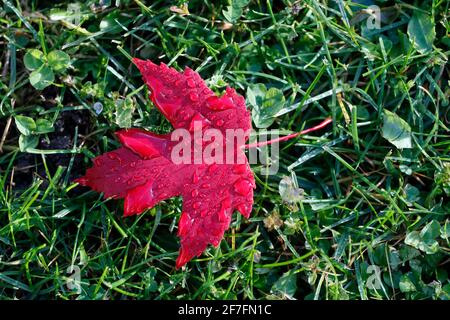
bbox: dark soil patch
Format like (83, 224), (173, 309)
(7, 109), (93, 192)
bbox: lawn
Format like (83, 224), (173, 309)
(0, 0), (449, 300)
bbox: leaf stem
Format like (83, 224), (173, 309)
(244, 117), (332, 149)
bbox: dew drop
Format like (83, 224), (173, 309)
(218, 208), (228, 222)
(222, 197), (231, 208)
(208, 164), (218, 174)
(93, 102), (103, 115)
(189, 93), (199, 102)
(192, 171), (200, 183)
(107, 152), (122, 164)
(233, 164), (247, 174)
(215, 119), (224, 127)
(187, 79), (196, 88)
(234, 179), (253, 196)
(192, 202), (201, 209)
(237, 203), (250, 217)
(206, 96), (234, 111)
(191, 189), (199, 197)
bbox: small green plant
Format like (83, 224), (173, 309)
(247, 83), (286, 128)
(23, 49), (70, 90)
(14, 115), (54, 152)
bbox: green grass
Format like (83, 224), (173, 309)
(0, 0), (449, 300)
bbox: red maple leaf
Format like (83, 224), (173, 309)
(76, 58), (332, 268)
(76, 58), (255, 268)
